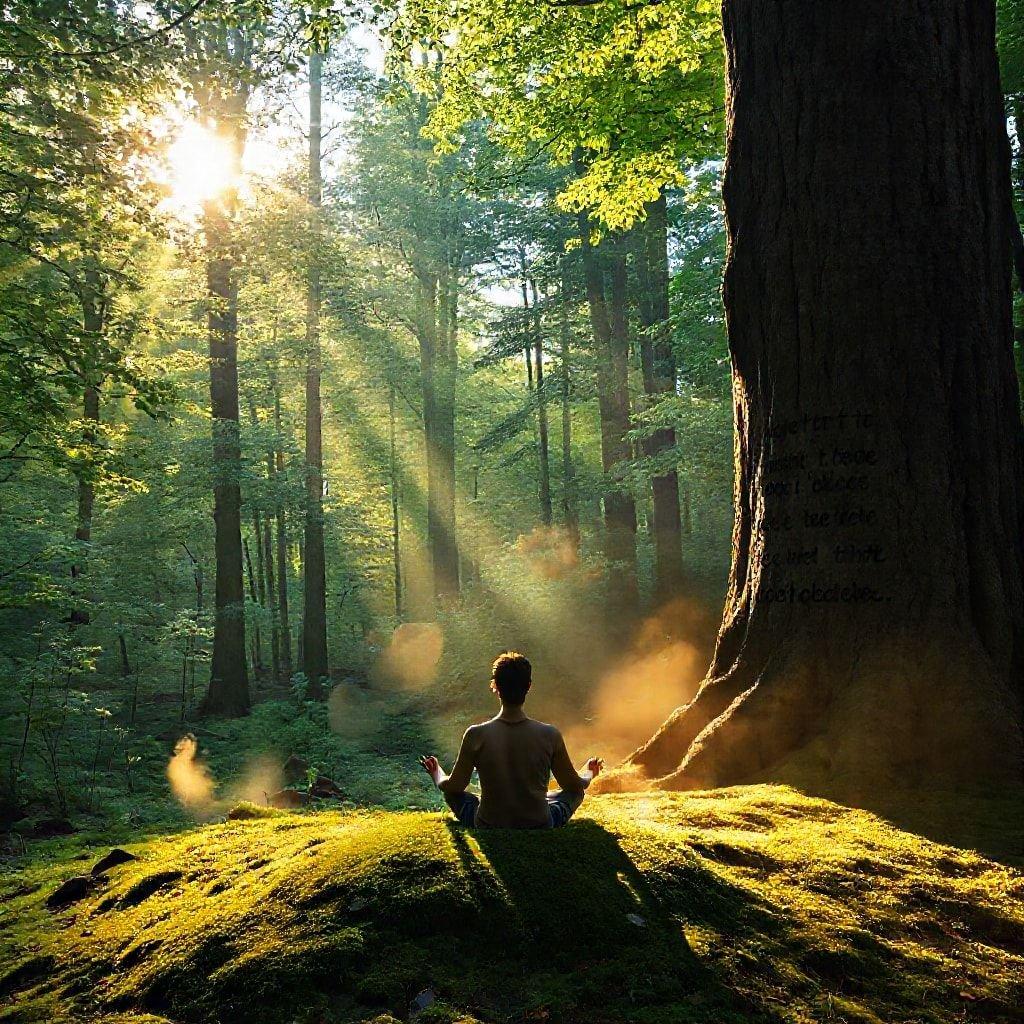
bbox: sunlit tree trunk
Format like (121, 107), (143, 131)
(578, 219), (639, 619)
(559, 257), (579, 543)
(431, 243), (460, 604)
(416, 207), (461, 609)
(532, 279), (553, 526)
(272, 367), (292, 682)
(635, 192), (685, 600)
(389, 371), (403, 620)
(190, 22), (252, 718)
(201, 105), (250, 717)
(302, 48), (329, 697)
(620, 0), (1024, 792)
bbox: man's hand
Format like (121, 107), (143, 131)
(418, 754), (446, 788)
(579, 756), (604, 785)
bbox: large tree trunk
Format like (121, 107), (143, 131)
(302, 49), (329, 697)
(618, 0), (1024, 793)
(578, 218), (639, 618)
(201, 122), (250, 717)
(635, 193), (685, 600)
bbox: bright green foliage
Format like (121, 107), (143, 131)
(391, 0), (724, 229)
(3, 787), (1022, 1023)
(1000, 0), (1024, 95)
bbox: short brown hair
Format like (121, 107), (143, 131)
(491, 651), (532, 705)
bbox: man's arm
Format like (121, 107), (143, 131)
(551, 731), (603, 792)
(419, 728), (476, 795)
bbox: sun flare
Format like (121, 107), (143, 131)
(164, 122), (239, 211)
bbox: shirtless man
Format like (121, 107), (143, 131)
(419, 651), (603, 829)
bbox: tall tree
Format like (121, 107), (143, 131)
(578, 218), (639, 618)
(302, 48), (330, 696)
(622, 0), (1024, 791)
(635, 193), (685, 599)
(531, 278), (553, 526)
(272, 367), (293, 681)
(68, 270), (104, 626)
(193, 25), (252, 717)
(558, 255), (580, 543)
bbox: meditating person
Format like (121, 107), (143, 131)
(418, 650), (603, 829)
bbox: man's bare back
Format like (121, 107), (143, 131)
(419, 652), (603, 829)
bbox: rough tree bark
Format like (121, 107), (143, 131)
(635, 192), (685, 600)
(302, 48), (329, 697)
(617, 0), (1024, 793)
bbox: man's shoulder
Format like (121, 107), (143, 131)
(529, 719), (562, 739)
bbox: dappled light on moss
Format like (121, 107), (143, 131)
(2, 786), (1022, 1024)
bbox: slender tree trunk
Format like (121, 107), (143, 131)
(249, 396), (279, 681)
(272, 371), (292, 681)
(532, 279), (553, 526)
(243, 536), (262, 676)
(432, 272), (460, 604)
(635, 193), (685, 599)
(118, 632), (138, 727)
(262, 512), (280, 682)
(389, 372), (403, 620)
(419, 262), (460, 607)
(559, 258), (579, 543)
(302, 48), (329, 696)
(70, 383), (99, 626)
(519, 262), (544, 523)
(70, 270), (103, 626)
(584, 225), (639, 616)
(621, 0), (1024, 793)
(201, 119), (249, 717)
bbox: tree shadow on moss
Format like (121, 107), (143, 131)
(799, 780), (1024, 867)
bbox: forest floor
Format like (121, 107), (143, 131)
(2, 785), (1023, 1024)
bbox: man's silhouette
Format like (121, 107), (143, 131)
(419, 651), (603, 828)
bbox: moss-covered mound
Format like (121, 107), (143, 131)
(2, 787), (1022, 1024)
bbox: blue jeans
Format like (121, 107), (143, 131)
(444, 789), (585, 829)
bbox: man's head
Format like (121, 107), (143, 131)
(490, 651), (531, 706)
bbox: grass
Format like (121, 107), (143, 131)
(2, 785), (1023, 1024)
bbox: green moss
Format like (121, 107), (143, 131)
(2, 786), (1022, 1024)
